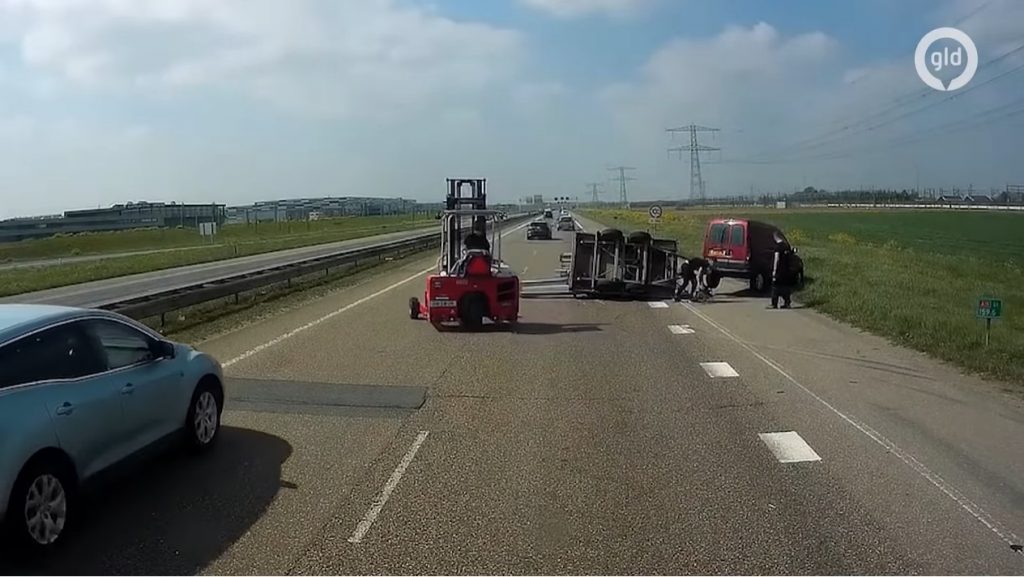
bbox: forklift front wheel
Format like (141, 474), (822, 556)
(409, 297), (421, 319)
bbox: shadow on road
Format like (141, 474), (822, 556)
(513, 322), (604, 335)
(1, 427), (291, 576)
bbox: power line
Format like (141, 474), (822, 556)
(713, 93), (1024, 165)
(585, 182), (604, 203)
(666, 124), (720, 202)
(733, 37), (1024, 164)
(607, 166), (636, 207)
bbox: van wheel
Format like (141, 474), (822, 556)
(750, 272), (768, 293)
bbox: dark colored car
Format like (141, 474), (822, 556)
(527, 221), (552, 240)
(701, 218), (804, 293)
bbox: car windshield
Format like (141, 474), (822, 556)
(0, 2), (1021, 575)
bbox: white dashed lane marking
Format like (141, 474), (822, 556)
(348, 430), (430, 544)
(648, 301), (670, 308)
(668, 324), (695, 335)
(759, 431), (822, 463)
(700, 362), (739, 378)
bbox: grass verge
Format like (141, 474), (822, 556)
(0, 217), (434, 298)
(0, 214), (434, 262)
(584, 208), (1024, 384)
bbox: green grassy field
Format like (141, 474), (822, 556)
(584, 208), (1024, 384)
(0, 214), (434, 262)
(0, 214), (434, 297)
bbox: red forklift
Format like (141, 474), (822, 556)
(409, 178), (520, 329)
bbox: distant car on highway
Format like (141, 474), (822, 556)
(556, 215), (575, 231)
(543, 208), (553, 219)
(702, 218), (804, 293)
(527, 220), (552, 240)
(0, 305), (224, 553)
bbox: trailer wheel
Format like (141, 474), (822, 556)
(408, 297), (420, 319)
(598, 228), (623, 242)
(627, 231), (652, 245)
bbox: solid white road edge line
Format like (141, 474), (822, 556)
(222, 219), (533, 368)
(682, 302), (1023, 550)
(348, 430), (430, 544)
(700, 361), (739, 378)
(759, 431), (822, 463)
(222, 267), (431, 368)
(668, 324), (695, 335)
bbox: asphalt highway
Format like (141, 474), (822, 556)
(5, 214), (1024, 575)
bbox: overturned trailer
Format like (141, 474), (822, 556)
(525, 228), (681, 299)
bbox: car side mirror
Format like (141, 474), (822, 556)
(150, 339), (176, 359)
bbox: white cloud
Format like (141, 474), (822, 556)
(0, 0), (524, 118)
(943, 0), (1024, 52)
(600, 23), (837, 141)
(519, 0), (654, 19)
(511, 81), (567, 110)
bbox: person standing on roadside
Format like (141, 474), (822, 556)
(770, 232), (796, 309)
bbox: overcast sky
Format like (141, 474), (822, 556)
(0, 0), (1022, 217)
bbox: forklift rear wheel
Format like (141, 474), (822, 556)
(408, 297), (420, 319)
(460, 294), (487, 329)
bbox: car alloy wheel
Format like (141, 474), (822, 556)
(193, 390), (219, 445)
(24, 473), (67, 546)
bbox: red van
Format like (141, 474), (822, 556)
(702, 218), (803, 293)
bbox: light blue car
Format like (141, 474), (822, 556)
(0, 304), (224, 552)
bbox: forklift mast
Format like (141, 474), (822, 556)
(445, 178), (488, 270)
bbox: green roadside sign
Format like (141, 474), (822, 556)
(977, 298), (1003, 319)
(977, 297), (1002, 347)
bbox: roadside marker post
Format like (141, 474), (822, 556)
(976, 297), (1003, 346)
(648, 205), (662, 234)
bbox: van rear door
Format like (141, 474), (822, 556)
(703, 221), (729, 259)
(725, 222), (750, 263)
(705, 219), (751, 275)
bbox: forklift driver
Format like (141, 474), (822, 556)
(452, 221), (491, 276)
(464, 221), (491, 253)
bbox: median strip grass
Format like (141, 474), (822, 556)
(584, 208), (1024, 384)
(0, 215), (434, 297)
(0, 213), (434, 263)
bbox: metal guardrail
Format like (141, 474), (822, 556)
(101, 214), (533, 323)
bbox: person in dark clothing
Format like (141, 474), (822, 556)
(770, 232), (796, 309)
(675, 256), (710, 301)
(463, 223), (491, 252)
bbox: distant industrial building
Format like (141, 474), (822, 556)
(0, 202), (225, 243)
(225, 197), (437, 224)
